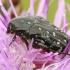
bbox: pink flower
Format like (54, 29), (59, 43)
(0, 0), (70, 70)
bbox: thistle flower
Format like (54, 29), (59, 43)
(0, 0), (70, 70)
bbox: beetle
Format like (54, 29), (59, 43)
(7, 15), (70, 54)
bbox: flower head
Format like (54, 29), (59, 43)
(0, 0), (70, 70)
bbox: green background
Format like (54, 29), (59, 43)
(21, 0), (70, 28)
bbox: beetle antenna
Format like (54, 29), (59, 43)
(9, 35), (16, 46)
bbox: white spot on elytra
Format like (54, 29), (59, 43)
(64, 39), (66, 42)
(28, 22), (31, 24)
(58, 39), (60, 41)
(34, 20), (38, 23)
(53, 32), (56, 36)
(41, 40), (44, 43)
(47, 31), (49, 34)
(57, 42), (60, 45)
(46, 35), (49, 38)
(35, 41), (37, 43)
(55, 27), (59, 30)
(39, 28), (41, 30)
(42, 18), (45, 21)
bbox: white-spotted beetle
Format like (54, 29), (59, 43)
(7, 15), (70, 54)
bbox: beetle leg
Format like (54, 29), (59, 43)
(9, 35), (16, 46)
(21, 37), (28, 46)
(19, 35), (29, 49)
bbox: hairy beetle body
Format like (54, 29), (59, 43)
(7, 16), (70, 53)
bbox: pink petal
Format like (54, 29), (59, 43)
(62, 10), (67, 32)
(0, 1), (10, 23)
(9, 0), (18, 17)
(54, 0), (65, 28)
(42, 0), (49, 19)
(27, 0), (36, 15)
(36, 0), (47, 17)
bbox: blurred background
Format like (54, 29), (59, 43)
(1, 0), (70, 27)
(21, 0), (70, 24)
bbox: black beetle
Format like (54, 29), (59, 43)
(7, 15), (70, 54)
